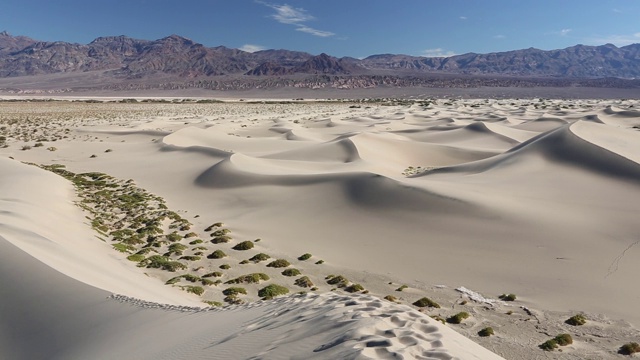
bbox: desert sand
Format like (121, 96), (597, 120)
(1, 97), (639, 359)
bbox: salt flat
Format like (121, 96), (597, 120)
(1, 97), (639, 359)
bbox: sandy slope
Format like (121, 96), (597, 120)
(0, 157), (502, 360)
(1, 98), (639, 359)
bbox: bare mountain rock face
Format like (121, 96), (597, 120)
(0, 32), (639, 91)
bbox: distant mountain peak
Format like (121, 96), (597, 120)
(0, 32), (639, 79)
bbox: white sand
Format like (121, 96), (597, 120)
(1, 97), (639, 359)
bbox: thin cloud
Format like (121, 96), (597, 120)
(587, 32), (640, 46)
(560, 28), (572, 36)
(421, 48), (456, 57)
(613, 8), (622, 13)
(459, 16), (467, 20)
(257, 1), (335, 38)
(239, 44), (266, 53)
(494, 35), (506, 39)
(296, 26), (334, 37)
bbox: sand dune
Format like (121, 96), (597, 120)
(1, 98), (639, 359)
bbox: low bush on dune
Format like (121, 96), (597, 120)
(565, 314), (587, 326)
(619, 342), (640, 355)
(297, 253), (312, 261)
(207, 250), (227, 259)
(267, 259), (290, 268)
(189, 239), (204, 245)
(222, 287), (247, 296)
(219, 264), (231, 270)
(139, 255), (186, 272)
(183, 285), (205, 296)
(232, 241), (254, 251)
(212, 229), (231, 237)
(203, 271), (223, 278)
(344, 284), (365, 293)
(249, 253), (270, 263)
(204, 300), (223, 307)
(539, 339), (558, 351)
(204, 222), (224, 232)
(225, 273), (270, 284)
(395, 285), (408, 292)
(540, 334), (573, 351)
(478, 327), (494, 337)
(281, 268), (301, 277)
(126, 254), (145, 262)
(326, 275), (349, 287)
(258, 284), (289, 299)
(447, 312), (470, 324)
(412, 297), (440, 308)
(499, 293), (516, 301)
(554, 334), (573, 346)
(211, 235), (231, 244)
(384, 295), (398, 302)
(113, 243), (136, 253)
(200, 279), (216, 286)
(294, 276), (314, 288)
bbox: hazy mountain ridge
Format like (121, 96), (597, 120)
(1, 31), (640, 88)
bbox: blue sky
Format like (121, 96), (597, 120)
(2, 0), (639, 58)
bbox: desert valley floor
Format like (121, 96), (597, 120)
(1, 97), (639, 359)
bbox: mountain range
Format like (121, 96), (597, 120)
(1, 31), (640, 91)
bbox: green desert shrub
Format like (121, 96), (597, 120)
(167, 232), (182, 242)
(384, 295), (398, 302)
(565, 314), (586, 326)
(222, 287), (247, 296)
(326, 275), (349, 287)
(113, 243), (136, 253)
(395, 285), (408, 292)
(298, 253), (312, 261)
(619, 342), (640, 355)
(184, 285), (205, 296)
(204, 222), (224, 231)
(212, 229), (230, 236)
(219, 264), (231, 270)
(314, 260), (324, 264)
(211, 235), (231, 244)
(478, 327), (494, 337)
(204, 300), (223, 307)
(203, 271), (223, 278)
(239, 260), (249, 264)
(184, 232), (198, 238)
(281, 268), (301, 277)
(249, 253), (270, 262)
(182, 274), (200, 282)
(447, 312), (470, 324)
(294, 276), (314, 288)
(554, 334), (573, 346)
(179, 255), (201, 261)
(207, 250), (227, 259)
(499, 293), (516, 301)
(540, 334), (573, 351)
(540, 339), (558, 351)
(166, 243), (187, 255)
(201, 278), (216, 286)
(413, 297), (440, 308)
(141, 255), (186, 272)
(189, 239), (204, 245)
(267, 259), (290, 268)
(126, 254), (145, 262)
(258, 284), (289, 299)
(345, 284), (365, 293)
(165, 276), (182, 285)
(225, 273), (270, 284)
(232, 241), (254, 251)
